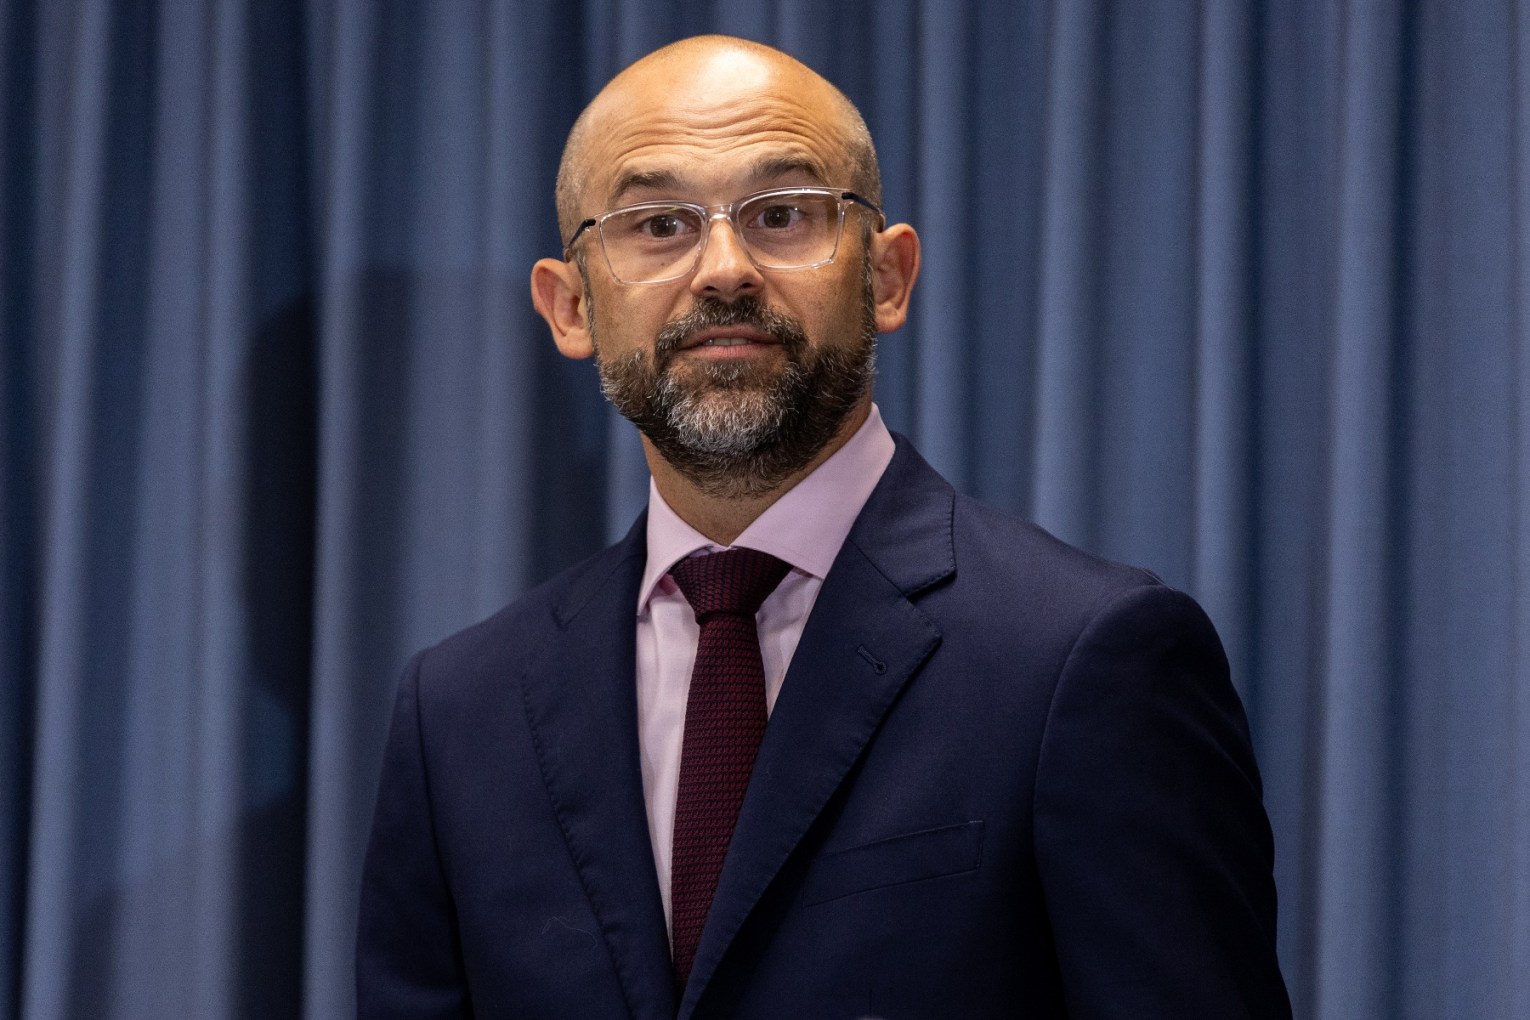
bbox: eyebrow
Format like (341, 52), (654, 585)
(746, 155), (832, 186)
(607, 168), (684, 207)
(604, 154), (836, 209)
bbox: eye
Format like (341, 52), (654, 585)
(749, 203), (804, 230)
(638, 212), (687, 239)
(609, 206), (701, 244)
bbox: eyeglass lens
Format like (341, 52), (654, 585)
(600, 191), (842, 283)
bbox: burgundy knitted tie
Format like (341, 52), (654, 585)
(667, 548), (791, 990)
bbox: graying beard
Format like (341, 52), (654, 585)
(653, 362), (800, 454)
(590, 258), (877, 499)
(639, 343), (871, 500)
(599, 352), (822, 499)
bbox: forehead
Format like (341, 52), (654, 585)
(578, 52), (853, 208)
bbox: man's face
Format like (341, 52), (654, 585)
(572, 51), (881, 495)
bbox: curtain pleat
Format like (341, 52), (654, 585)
(1032, 0), (1105, 554)
(1191, 0), (1256, 694)
(27, 2), (145, 1016)
(1514, 12), (1530, 1020)
(1314, 2), (1409, 1016)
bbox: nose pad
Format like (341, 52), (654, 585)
(689, 215), (763, 298)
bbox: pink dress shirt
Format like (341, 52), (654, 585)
(635, 405), (896, 929)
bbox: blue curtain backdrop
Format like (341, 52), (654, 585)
(2, 1), (1527, 1017)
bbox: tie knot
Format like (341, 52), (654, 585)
(668, 548), (791, 620)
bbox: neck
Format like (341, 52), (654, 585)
(644, 398), (871, 545)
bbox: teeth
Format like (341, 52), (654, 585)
(703, 337), (753, 347)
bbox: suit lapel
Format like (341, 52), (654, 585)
(679, 440), (957, 1017)
(518, 516), (678, 1019)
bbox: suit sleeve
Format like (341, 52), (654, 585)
(1032, 583), (1292, 1019)
(356, 652), (473, 1019)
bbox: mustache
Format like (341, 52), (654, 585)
(653, 297), (809, 362)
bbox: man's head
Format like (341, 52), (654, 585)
(531, 36), (920, 498)
(550, 38), (884, 246)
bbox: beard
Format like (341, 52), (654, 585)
(592, 263), (878, 499)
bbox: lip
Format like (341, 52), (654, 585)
(679, 326), (779, 351)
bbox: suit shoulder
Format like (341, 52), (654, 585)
(868, 439), (1179, 636)
(935, 493), (1223, 666)
(411, 536), (643, 690)
(949, 492), (1163, 606)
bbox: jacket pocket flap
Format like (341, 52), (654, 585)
(804, 820), (985, 905)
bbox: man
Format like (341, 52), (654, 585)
(357, 35), (1291, 1019)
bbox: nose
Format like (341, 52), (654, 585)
(689, 213), (764, 300)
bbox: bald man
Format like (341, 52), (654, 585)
(357, 36), (1291, 1019)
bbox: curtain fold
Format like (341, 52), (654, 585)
(1190, 0), (1256, 690)
(1515, 11), (1530, 1018)
(3, 2), (1527, 1017)
(1033, 0), (1106, 551)
(1315, 2), (1409, 1016)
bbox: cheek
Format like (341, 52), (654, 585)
(588, 285), (674, 349)
(796, 267), (868, 340)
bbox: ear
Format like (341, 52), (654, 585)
(530, 257), (594, 360)
(868, 223), (920, 333)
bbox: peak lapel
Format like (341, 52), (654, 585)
(679, 440), (957, 1016)
(518, 518), (678, 1019)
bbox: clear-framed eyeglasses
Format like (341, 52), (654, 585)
(562, 187), (884, 285)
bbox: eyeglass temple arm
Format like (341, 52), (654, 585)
(842, 192), (886, 230)
(563, 218), (597, 260)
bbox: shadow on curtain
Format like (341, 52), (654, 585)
(2, 1), (1526, 1017)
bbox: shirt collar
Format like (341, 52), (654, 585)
(637, 403), (896, 615)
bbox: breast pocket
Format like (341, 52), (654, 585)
(803, 820), (985, 906)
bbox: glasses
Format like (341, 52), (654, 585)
(563, 187), (884, 285)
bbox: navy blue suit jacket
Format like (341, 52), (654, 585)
(357, 438), (1291, 1018)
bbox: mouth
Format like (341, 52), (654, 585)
(676, 326), (782, 358)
